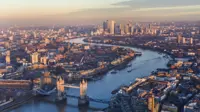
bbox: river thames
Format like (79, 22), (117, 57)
(8, 38), (170, 112)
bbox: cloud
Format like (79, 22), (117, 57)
(113, 0), (200, 9)
(132, 5), (200, 12)
(2, 0), (200, 25)
(31, 0), (200, 23)
(65, 7), (131, 19)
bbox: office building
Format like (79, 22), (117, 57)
(107, 20), (115, 35)
(130, 26), (134, 35)
(6, 55), (10, 64)
(149, 24), (152, 29)
(182, 37), (186, 44)
(190, 38), (193, 44)
(119, 24), (125, 35)
(5, 50), (11, 64)
(148, 94), (155, 112)
(177, 35), (182, 44)
(103, 21), (108, 32)
(124, 24), (134, 35)
(125, 24), (130, 34)
(40, 56), (47, 65)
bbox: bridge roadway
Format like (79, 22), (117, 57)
(63, 84), (80, 89)
(66, 94), (109, 104)
(35, 88), (56, 95)
(35, 88), (109, 104)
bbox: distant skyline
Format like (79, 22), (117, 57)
(1, 0), (200, 26)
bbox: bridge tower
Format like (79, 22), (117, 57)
(40, 72), (52, 88)
(56, 76), (66, 101)
(78, 79), (89, 106)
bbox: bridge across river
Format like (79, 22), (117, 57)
(36, 74), (110, 105)
(66, 94), (109, 104)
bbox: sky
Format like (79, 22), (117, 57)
(1, 0), (200, 25)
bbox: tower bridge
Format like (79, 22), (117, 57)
(36, 73), (110, 106)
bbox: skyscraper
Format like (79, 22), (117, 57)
(177, 35), (182, 44)
(119, 24), (125, 35)
(107, 20), (115, 35)
(103, 21), (108, 32)
(125, 24), (130, 35)
(190, 38), (193, 44)
(129, 25), (134, 35)
(124, 23), (134, 35)
(149, 24), (152, 29)
(114, 25), (120, 35)
(182, 37), (186, 44)
(148, 93), (155, 112)
(5, 50), (11, 64)
(6, 55), (10, 64)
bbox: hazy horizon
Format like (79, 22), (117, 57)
(1, 0), (200, 26)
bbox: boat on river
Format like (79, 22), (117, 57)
(127, 70), (132, 73)
(111, 89), (119, 94)
(135, 52), (142, 56)
(127, 68), (136, 73)
(111, 70), (117, 74)
(127, 64), (132, 67)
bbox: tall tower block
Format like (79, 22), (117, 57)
(5, 50), (11, 64)
(6, 55), (10, 64)
(177, 35), (182, 44)
(190, 38), (193, 44)
(148, 93), (155, 112)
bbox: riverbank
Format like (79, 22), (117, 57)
(64, 46), (137, 82)
(0, 91), (34, 112)
(65, 54), (136, 82)
(83, 38), (174, 59)
(90, 38), (200, 111)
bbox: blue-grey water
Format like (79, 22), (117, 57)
(8, 38), (170, 112)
